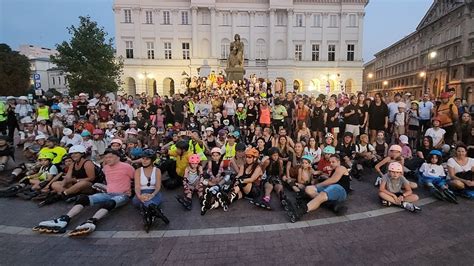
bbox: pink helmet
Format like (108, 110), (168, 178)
(388, 162), (403, 173)
(389, 145), (402, 153)
(110, 138), (123, 145)
(188, 154), (201, 164)
(211, 147), (222, 155)
(93, 128), (103, 135)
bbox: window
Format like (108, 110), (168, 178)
(164, 42), (172, 59)
(181, 11), (189, 25)
(348, 14), (357, 27)
(347, 44), (355, 61)
(312, 44), (320, 61)
(329, 15), (338, 27)
(222, 12), (230, 25)
(276, 12), (285, 26)
(52, 77), (55, 85)
(163, 11), (170, 25)
(124, 9), (132, 23)
(328, 44), (336, 61)
(471, 41), (474, 56)
(182, 42), (190, 59)
(256, 39), (266, 60)
(294, 44), (302, 61)
(453, 45), (458, 58)
(125, 41), (134, 58)
(201, 11), (210, 25)
(221, 39), (230, 59)
(145, 11), (153, 24)
(240, 12), (249, 26)
(58, 77), (61, 85)
(295, 14), (303, 27)
(146, 42), (154, 59)
(313, 14), (321, 27)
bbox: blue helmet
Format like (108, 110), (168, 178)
(80, 130), (91, 137)
(51, 104), (60, 111)
(429, 150), (442, 157)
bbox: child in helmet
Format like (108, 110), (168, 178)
(176, 154), (204, 210)
(378, 162), (421, 212)
(104, 121), (117, 145)
(91, 129), (107, 162)
(419, 150), (457, 203)
(201, 147), (228, 215)
(17, 152), (58, 199)
(315, 146), (336, 180)
(374, 144), (417, 189)
(50, 104), (64, 139)
(80, 130), (93, 153)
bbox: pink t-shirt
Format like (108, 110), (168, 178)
(103, 162), (135, 193)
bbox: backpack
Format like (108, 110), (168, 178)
(91, 161), (106, 184)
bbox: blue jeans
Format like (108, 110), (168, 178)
(89, 193), (130, 207)
(132, 189), (163, 207)
(316, 184), (347, 203)
(420, 174), (447, 188)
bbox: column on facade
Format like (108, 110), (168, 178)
(191, 7), (198, 58)
(304, 12), (311, 61)
(172, 9), (179, 61)
(269, 9), (275, 60)
(339, 13), (346, 62)
(210, 7), (217, 58)
(357, 12), (365, 61)
(287, 9), (293, 60)
(321, 12), (328, 61)
(231, 10), (237, 37)
(249, 11), (255, 60)
(132, 7), (144, 93)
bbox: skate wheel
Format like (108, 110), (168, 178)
(289, 215), (297, 223)
(223, 206), (229, 212)
(68, 228), (92, 237)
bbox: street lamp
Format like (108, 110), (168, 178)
(367, 73), (374, 79)
(419, 71), (426, 78)
(383, 80), (388, 86)
(429, 51), (437, 59)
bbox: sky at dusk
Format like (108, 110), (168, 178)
(0, 0), (433, 61)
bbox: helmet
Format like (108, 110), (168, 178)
(229, 131), (240, 138)
(38, 152), (55, 160)
(323, 146), (336, 154)
(388, 162), (403, 173)
(35, 134), (46, 141)
(131, 147), (144, 158)
(389, 144), (402, 152)
(343, 132), (353, 138)
(260, 92), (267, 98)
(93, 129), (103, 135)
(211, 147), (222, 155)
(127, 128), (138, 135)
(302, 155), (313, 164)
(81, 130), (91, 137)
(399, 135), (409, 144)
(47, 136), (59, 143)
(188, 154), (201, 164)
(106, 121), (115, 126)
(429, 150), (442, 157)
(110, 138), (123, 145)
(69, 145), (87, 154)
(410, 101), (419, 107)
(18, 96), (28, 101)
(51, 104), (60, 111)
(63, 128), (73, 136)
(237, 103), (244, 108)
(205, 127), (214, 132)
(130, 120), (137, 125)
(236, 142), (246, 152)
(398, 102), (406, 109)
(268, 147), (280, 156)
(176, 140), (189, 151)
(6, 96), (15, 100)
(116, 122), (124, 127)
(218, 129), (227, 137)
(245, 148), (259, 158)
(141, 149), (156, 160)
(325, 133), (335, 140)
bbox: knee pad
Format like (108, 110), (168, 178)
(101, 200), (116, 211)
(75, 195), (91, 206)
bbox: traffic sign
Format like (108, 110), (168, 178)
(35, 81), (41, 89)
(33, 73), (41, 81)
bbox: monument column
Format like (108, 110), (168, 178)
(287, 9), (294, 60)
(269, 9), (275, 59)
(210, 7), (217, 58)
(191, 7), (198, 58)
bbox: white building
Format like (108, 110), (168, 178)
(18, 45), (70, 95)
(114, 0), (368, 96)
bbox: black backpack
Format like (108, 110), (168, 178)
(90, 161), (106, 184)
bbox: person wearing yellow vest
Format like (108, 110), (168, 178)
(189, 130), (206, 161)
(39, 136), (67, 166)
(188, 99), (195, 115)
(0, 100), (7, 136)
(36, 98), (50, 122)
(162, 140), (192, 189)
(221, 132), (238, 169)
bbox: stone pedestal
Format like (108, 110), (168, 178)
(225, 67), (245, 82)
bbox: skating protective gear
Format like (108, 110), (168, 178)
(429, 150), (442, 157)
(188, 154), (201, 164)
(323, 146), (336, 154)
(388, 162), (403, 173)
(110, 138), (123, 145)
(75, 194), (91, 206)
(92, 129), (103, 135)
(302, 155), (313, 164)
(69, 145), (87, 154)
(100, 200), (116, 211)
(211, 147), (222, 155)
(325, 133), (334, 140)
(80, 130), (91, 137)
(141, 149), (157, 161)
(245, 147), (259, 158)
(38, 152), (55, 160)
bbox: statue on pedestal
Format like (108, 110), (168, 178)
(226, 34), (246, 82)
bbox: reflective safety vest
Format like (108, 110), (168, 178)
(188, 101), (195, 114)
(189, 140), (206, 161)
(224, 143), (236, 159)
(0, 102), (6, 122)
(37, 106), (49, 121)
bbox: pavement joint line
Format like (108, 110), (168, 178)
(0, 197), (440, 239)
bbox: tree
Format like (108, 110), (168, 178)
(51, 16), (123, 96)
(0, 44), (31, 96)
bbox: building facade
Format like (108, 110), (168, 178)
(363, 0), (474, 100)
(114, 0), (368, 96)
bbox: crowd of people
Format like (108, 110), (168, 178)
(0, 73), (473, 236)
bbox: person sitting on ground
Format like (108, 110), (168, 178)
(17, 152), (58, 199)
(425, 116), (446, 149)
(336, 132), (355, 173)
(372, 130), (388, 162)
(315, 146), (336, 180)
(447, 144), (474, 196)
(60, 128), (82, 147)
(286, 154), (350, 222)
(33, 148), (135, 236)
(352, 133), (376, 180)
(39, 145), (96, 205)
(39, 136), (67, 169)
(304, 137), (322, 165)
(378, 162), (421, 213)
(416, 136), (434, 161)
(133, 149), (169, 233)
(374, 144), (417, 190)
(398, 135), (412, 159)
(0, 135), (14, 174)
(161, 140), (192, 189)
(419, 150), (457, 203)
(229, 143), (247, 174)
(176, 154), (204, 210)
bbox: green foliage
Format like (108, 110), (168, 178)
(0, 44), (31, 96)
(51, 16), (123, 96)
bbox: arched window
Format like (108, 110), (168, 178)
(256, 39), (266, 60)
(220, 38), (230, 59)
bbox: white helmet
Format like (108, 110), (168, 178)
(398, 102), (407, 109)
(69, 145), (87, 154)
(19, 96), (28, 101)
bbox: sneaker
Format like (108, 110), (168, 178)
(38, 215), (69, 228)
(374, 176), (382, 187)
(401, 202), (421, 212)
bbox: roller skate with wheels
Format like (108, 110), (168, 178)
(176, 195), (192, 210)
(285, 200), (308, 223)
(429, 186), (446, 201)
(217, 192), (230, 212)
(250, 196), (272, 210)
(442, 189), (458, 204)
(149, 204), (170, 224)
(68, 218), (98, 237)
(141, 206), (153, 233)
(32, 215), (70, 234)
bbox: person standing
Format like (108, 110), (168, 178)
(435, 92), (458, 145)
(343, 96), (360, 143)
(419, 93), (434, 134)
(368, 93), (389, 143)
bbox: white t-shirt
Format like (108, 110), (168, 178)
(425, 128), (446, 147)
(447, 157), (474, 174)
(304, 147), (322, 163)
(356, 143), (375, 153)
(387, 101), (401, 122)
(419, 163), (446, 178)
(60, 134), (82, 147)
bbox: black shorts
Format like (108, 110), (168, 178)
(408, 125), (419, 131)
